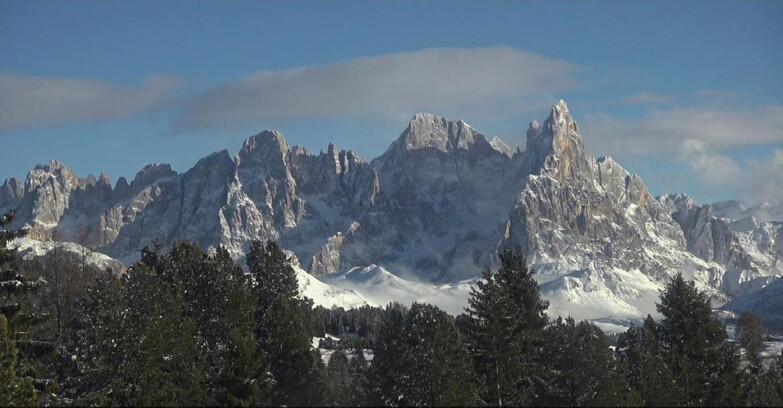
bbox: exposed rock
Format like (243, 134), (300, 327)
(4, 100), (782, 321)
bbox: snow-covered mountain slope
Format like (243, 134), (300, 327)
(3, 100), (782, 322)
(723, 278), (783, 325)
(9, 237), (126, 274)
(292, 264), (371, 309)
(323, 264), (473, 315)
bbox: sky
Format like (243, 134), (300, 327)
(1, 1), (781, 205)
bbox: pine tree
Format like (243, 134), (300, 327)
(759, 351), (783, 405)
(618, 315), (681, 406)
(537, 317), (639, 406)
(462, 247), (549, 406)
(370, 302), (481, 406)
(346, 347), (372, 407)
(0, 314), (38, 406)
(67, 270), (124, 404)
(112, 264), (207, 406)
(156, 242), (272, 406)
(656, 273), (736, 406)
(68, 263), (207, 406)
(737, 311), (767, 372)
(324, 350), (350, 406)
(0, 209), (53, 400)
(248, 239), (325, 406)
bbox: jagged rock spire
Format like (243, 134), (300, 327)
(525, 99), (589, 180)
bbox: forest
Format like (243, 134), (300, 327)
(2, 208), (783, 407)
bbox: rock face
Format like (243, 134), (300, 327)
(2, 100), (781, 321)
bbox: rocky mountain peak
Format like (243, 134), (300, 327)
(98, 172), (112, 187)
(131, 163), (176, 191)
(28, 159), (78, 188)
(398, 113), (480, 153)
(238, 130), (290, 162)
(236, 130), (293, 181)
(525, 100), (590, 183)
(194, 149), (234, 171)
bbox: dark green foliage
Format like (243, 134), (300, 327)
(461, 247), (548, 406)
(346, 347), (373, 407)
(247, 240), (299, 313)
(0, 314), (38, 406)
(71, 264), (207, 406)
(11, 227), (783, 407)
(656, 273), (733, 406)
(248, 239), (325, 406)
(737, 313), (780, 406)
(68, 241), (273, 406)
(0, 209), (53, 404)
(737, 311), (767, 371)
(369, 302), (481, 406)
(157, 242), (272, 406)
(618, 273), (752, 406)
(617, 315), (680, 406)
(0, 210), (44, 337)
(537, 317), (639, 406)
(324, 350), (351, 406)
(315, 305), (386, 350)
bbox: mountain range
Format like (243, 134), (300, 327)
(2, 100), (781, 326)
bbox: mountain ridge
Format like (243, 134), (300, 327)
(2, 100), (781, 322)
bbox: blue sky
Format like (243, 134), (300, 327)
(1, 1), (781, 204)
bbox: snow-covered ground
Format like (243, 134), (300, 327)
(311, 334), (373, 366)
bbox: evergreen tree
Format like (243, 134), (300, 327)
(736, 312), (778, 406)
(618, 315), (681, 406)
(0, 209), (52, 399)
(537, 317), (639, 406)
(657, 273), (735, 406)
(157, 242), (272, 405)
(324, 350), (350, 406)
(462, 247), (549, 406)
(0, 314), (38, 406)
(370, 302), (481, 406)
(69, 264), (207, 406)
(248, 239), (325, 406)
(758, 351), (783, 406)
(67, 270), (124, 404)
(737, 311), (767, 372)
(346, 347), (372, 407)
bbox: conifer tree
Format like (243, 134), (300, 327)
(618, 315), (680, 406)
(69, 263), (207, 406)
(0, 314), (37, 406)
(737, 311), (767, 372)
(462, 247), (548, 406)
(537, 317), (639, 406)
(0, 209), (52, 399)
(656, 273), (736, 406)
(324, 350), (350, 406)
(67, 270), (124, 404)
(248, 239), (325, 406)
(157, 242), (272, 406)
(346, 347), (372, 407)
(370, 302), (481, 406)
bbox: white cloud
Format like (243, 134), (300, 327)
(173, 46), (581, 132)
(0, 73), (181, 133)
(577, 105), (783, 205)
(580, 106), (783, 157)
(622, 92), (671, 105)
(678, 142), (783, 205)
